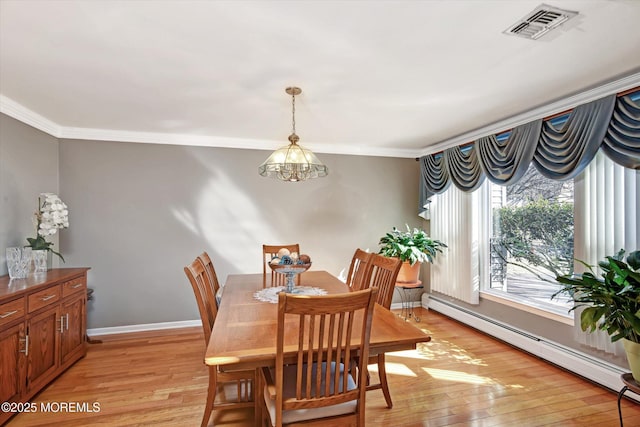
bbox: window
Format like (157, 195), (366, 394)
(485, 161), (574, 316)
(426, 90), (639, 328)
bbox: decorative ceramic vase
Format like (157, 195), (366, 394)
(622, 338), (640, 382)
(32, 250), (48, 273)
(6, 247), (32, 279)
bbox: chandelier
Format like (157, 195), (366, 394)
(258, 87), (328, 182)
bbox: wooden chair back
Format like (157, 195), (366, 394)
(197, 251), (221, 306)
(263, 244), (301, 287)
(364, 254), (402, 309)
(266, 288), (377, 426)
(197, 252), (220, 295)
(184, 259), (218, 345)
(345, 249), (372, 291)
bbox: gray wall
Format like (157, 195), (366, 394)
(1, 114), (60, 274)
(2, 112), (422, 329)
(57, 138), (420, 328)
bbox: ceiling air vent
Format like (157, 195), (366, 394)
(504, 3), (578, 40)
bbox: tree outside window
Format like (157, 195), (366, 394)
(488, 164), (574, 312)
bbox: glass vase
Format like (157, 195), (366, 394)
(32, 250), (48, 273)
(6, 247), (32, 279)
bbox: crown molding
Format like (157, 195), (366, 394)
(300, 142), (420, 158)
(0, 95), (420, 158)
(419, 71), (640, 157)
(60, 126), (279, 151)
(0, 95), (62, 137)
(3, 71), (637, 160)
(58, 127), (420, 158)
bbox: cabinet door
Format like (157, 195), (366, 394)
(26, 305), (60, 394)
(0, 322), (25, 404)
(60, 294), (86, 365)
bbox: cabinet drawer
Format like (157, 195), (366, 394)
(62, 277), (86, 297)
(28, 285), (61, 313)
(0, 297), (25, 327)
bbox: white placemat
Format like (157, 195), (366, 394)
(254, 286), (327, 304)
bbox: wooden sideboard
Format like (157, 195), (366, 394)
(0, 268), (90, 425)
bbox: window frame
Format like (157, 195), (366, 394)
(480, 158), (575, 323)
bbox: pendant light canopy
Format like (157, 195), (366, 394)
(258, 87), (328, 182)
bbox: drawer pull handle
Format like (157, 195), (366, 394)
(59, 316), (65, 333)
(20, 336), (29, 356)
(66, 313), (69, 330)
(40, 294), (56, 302)
(71, 283), (83, 289)
(0, 310), (18, 318)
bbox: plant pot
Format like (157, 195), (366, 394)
(396, 261), (421, 284)
(622, 339), (640, 382)
(32, 250), (49, 273)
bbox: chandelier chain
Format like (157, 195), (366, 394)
(291, 92), (296, 135)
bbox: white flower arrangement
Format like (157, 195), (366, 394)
(26, 193), (69, 262)
(37, 193), (69, 236)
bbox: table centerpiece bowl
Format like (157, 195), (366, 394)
(268, 262), (312, 293)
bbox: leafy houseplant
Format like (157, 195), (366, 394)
(378, 226), (447, 283)
(379, 226), (447, 265)
(25, 193), (69, 263)
(553, 249), (640, 379)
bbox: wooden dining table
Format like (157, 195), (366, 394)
(205, 270), (431, 370)
(205, 270), (431, 425)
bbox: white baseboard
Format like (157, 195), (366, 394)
(427, 296), (631, 395)
(87, 319), (201, 337)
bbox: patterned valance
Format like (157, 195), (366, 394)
(419, 91), (640, 212)
(602, 94), (640, 169)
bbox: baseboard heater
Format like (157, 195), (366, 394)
(426, 295), (634, 398)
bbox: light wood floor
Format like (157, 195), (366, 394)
(8, 308), (640, 426)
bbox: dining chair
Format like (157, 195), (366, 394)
(184, 259), (255, 427)
(196, 251), (222, 307)
(345, 248), (372, 291)
(360, 253), (402, 409)
(258, 287), (377, 427)
(262, 244), (301, 287)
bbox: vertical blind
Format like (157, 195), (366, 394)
(430, 184), (484, 304)
(573, 151), (639, 355)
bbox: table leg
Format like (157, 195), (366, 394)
(618, 385), (628, 427)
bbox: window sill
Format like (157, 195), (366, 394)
(480, 290), (574, 326)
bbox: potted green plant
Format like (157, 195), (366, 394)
(553, 249), (640, 380)
(378, 225), (447, 283)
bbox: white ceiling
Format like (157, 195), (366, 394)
(1, 0), (639, 158)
